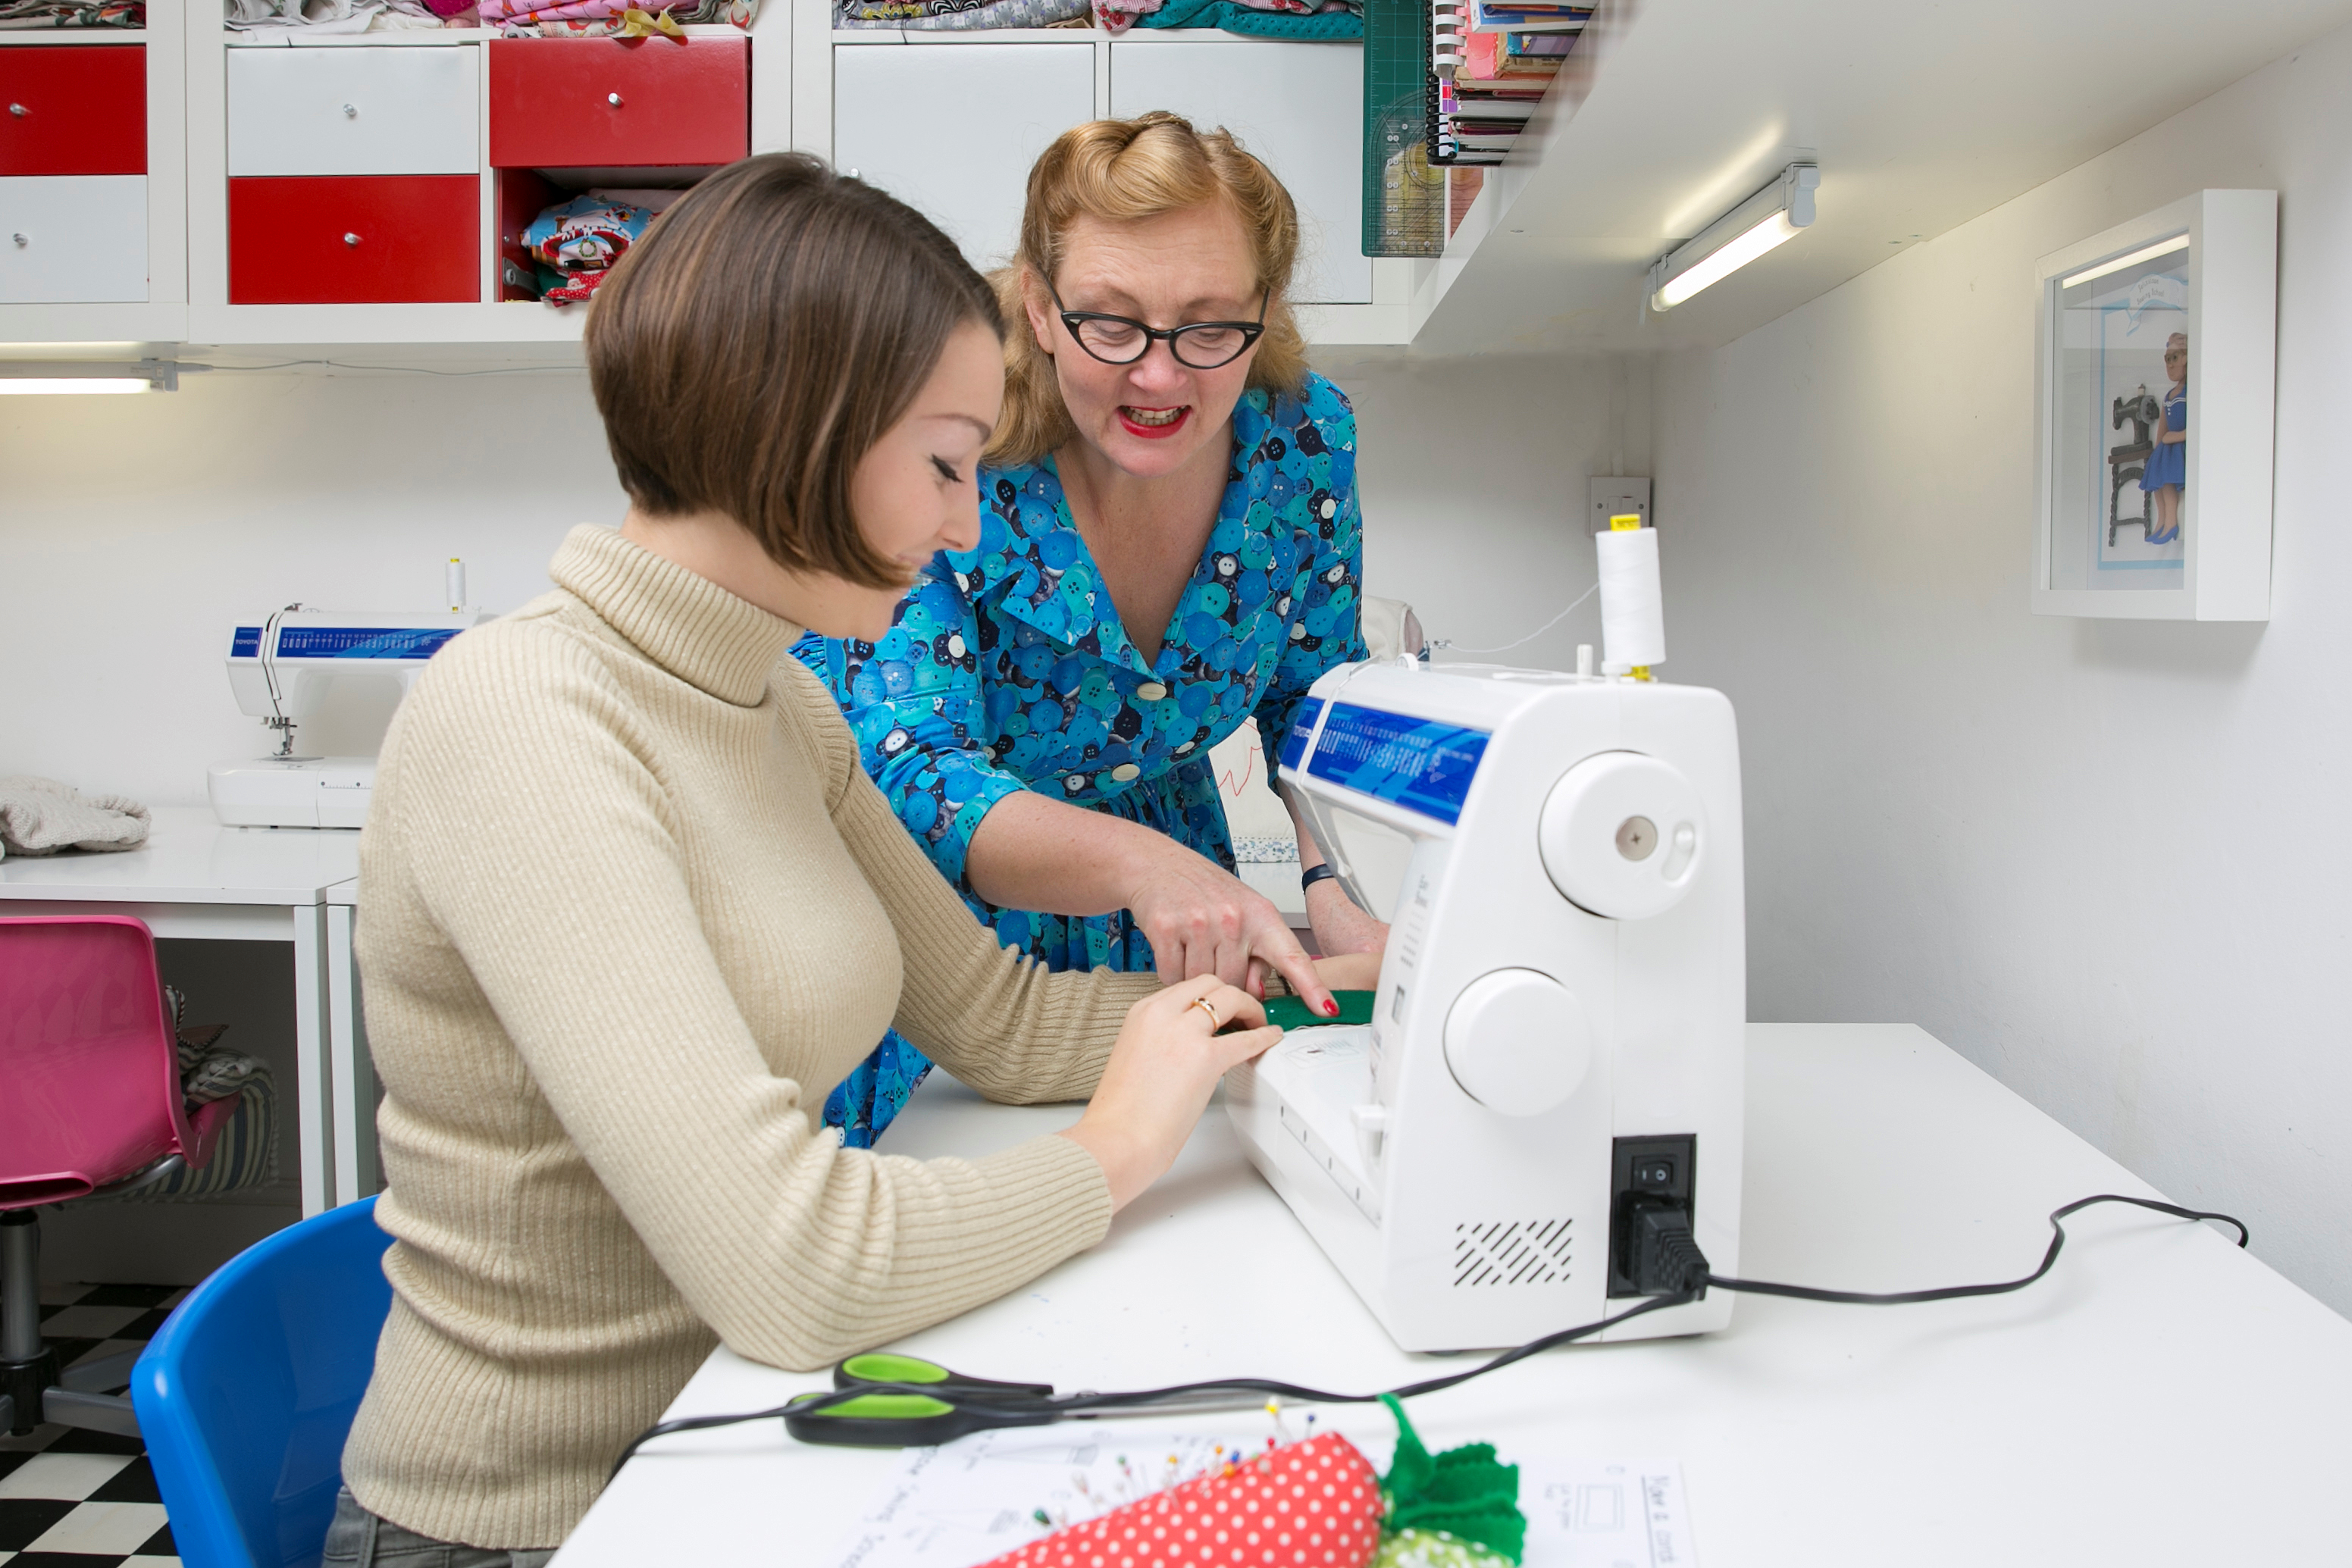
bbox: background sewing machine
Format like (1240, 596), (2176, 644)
(1227, 655), (1745, 1353)
(208, 605), (484, 828)
(2107, 387), (2162, 546)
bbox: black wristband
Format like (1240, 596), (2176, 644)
(1301, 863), (1340, 894)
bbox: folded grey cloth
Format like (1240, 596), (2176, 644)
(0, 775), (152, 858)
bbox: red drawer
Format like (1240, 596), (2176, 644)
(229, 175), (478, 304)
(0, 46), (145, 176)
(489, 38), (747, 169)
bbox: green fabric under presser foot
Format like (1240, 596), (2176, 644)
(1261, 989), (1377, 1031)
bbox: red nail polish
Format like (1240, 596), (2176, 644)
(1323, 999), (1339, 1016)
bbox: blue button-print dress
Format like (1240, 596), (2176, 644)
(794, 371), (1368, 1145)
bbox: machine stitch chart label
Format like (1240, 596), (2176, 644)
(231, 624), (464, 659)
(1279, 696), (1326, 770)
(1305, 703), (1489, 824)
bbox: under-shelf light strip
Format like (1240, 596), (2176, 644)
(1646, 163), (1819, 312)
(0, 359), (177, 395)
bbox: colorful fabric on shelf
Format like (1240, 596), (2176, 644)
(226, 0), (386, 30)
(0, 0), (141, 26)
(1133, 0), (1360, 36)
(522, 194), (655, 305)
(836, 0), (1084, 26)
(494, 0), (754, 32)
(1088, 0), (1157, 30)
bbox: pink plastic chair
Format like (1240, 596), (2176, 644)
(1, 915), (246, 1438)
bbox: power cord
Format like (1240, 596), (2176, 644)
(609, 1193), (2247, 1474)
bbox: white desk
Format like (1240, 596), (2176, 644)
(0, 806), (371, 1214)
(555, 1023), (2352, 1567)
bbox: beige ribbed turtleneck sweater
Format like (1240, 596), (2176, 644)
(343, 524), (1159, 1550)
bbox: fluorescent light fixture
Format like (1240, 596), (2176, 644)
(1647, 163), (1819, 312)
(0, 377), (155, 395)
(0, 359), (177, 395)
(2059, 234), (2189, 291)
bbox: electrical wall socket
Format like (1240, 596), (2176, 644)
(1589, 476), (1652, 532)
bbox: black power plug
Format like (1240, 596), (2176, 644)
(1608, 1134), (1704, 1297)
(1628, 1203), (1712, 1297)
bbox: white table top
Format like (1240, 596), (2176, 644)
(555, 1023), (2352, 1567)
(0, 805), (360, 906)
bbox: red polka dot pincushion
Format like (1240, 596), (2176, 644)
(979, 1432), (1384, 1568)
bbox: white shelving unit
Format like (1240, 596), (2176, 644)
(180, 13), (789, 349)
(0, 0), (189, 346)
(803, 7), (1417, 344)
(2, 0), (1415, 354)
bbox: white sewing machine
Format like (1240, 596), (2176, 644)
(208, 607), (484, 828)
(1227, 659), (1745, 1352)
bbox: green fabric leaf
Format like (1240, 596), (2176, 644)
(1377, 1395), (1527, 1566)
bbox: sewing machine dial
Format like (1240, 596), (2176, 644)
(1442, 968), (1592, 1116)
(1537, 752), (1705, 920)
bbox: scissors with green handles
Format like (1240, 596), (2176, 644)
(774, 1354), (1299, 1448)
(781, 1354), (1062, 1447)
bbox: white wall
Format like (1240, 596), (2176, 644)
(2, 368), (627, 806)
(0, 352), (1630, 803)
(1335, 350), (1649, 667)
(1654, 27), (2352, 1311)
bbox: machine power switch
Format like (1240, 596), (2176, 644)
(1441, 969), (1592, 1116)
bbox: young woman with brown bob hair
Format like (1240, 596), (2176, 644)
(326, 153), (1351, 1566)
(800, 113), (1384, 1146)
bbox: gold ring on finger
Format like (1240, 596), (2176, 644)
(1190, 997), (1222, 1030)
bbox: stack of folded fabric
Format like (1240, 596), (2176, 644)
(1103, 0), (1361, 39)
(487, 0), (756, 35)
(0, 0), (142, 28)
(835, 0), (1085, 28)
(226, 0), (468, 31)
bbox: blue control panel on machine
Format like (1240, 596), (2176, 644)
(1300, 703), (1489, 825)
(230, 626), (464, 660)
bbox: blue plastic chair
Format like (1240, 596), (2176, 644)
(132, 1196), (394, 1568)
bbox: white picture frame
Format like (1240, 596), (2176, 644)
(2031, 189), (2276, 621)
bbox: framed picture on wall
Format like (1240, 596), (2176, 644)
(2031, 189), (2277, 620)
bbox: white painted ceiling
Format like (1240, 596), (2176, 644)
(1411, 0), (2352, 357)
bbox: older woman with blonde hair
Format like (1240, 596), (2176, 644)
(800, 112), (1383, 1144)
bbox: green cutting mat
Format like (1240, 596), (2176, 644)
(1362, 0), (1443, 256)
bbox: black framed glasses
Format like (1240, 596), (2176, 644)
(1048, 284), (1268, 370)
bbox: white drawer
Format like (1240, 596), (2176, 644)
(228, 46), (480, 177)
(0, 176), (146, 303)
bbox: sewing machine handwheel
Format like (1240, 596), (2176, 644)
(1538, 752), (1705, 921)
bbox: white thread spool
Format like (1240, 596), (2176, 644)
(1596, 526), (1665, 674)
(446, 558), (467, 613)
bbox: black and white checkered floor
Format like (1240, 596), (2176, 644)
(0, 1283), (186, 1568)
